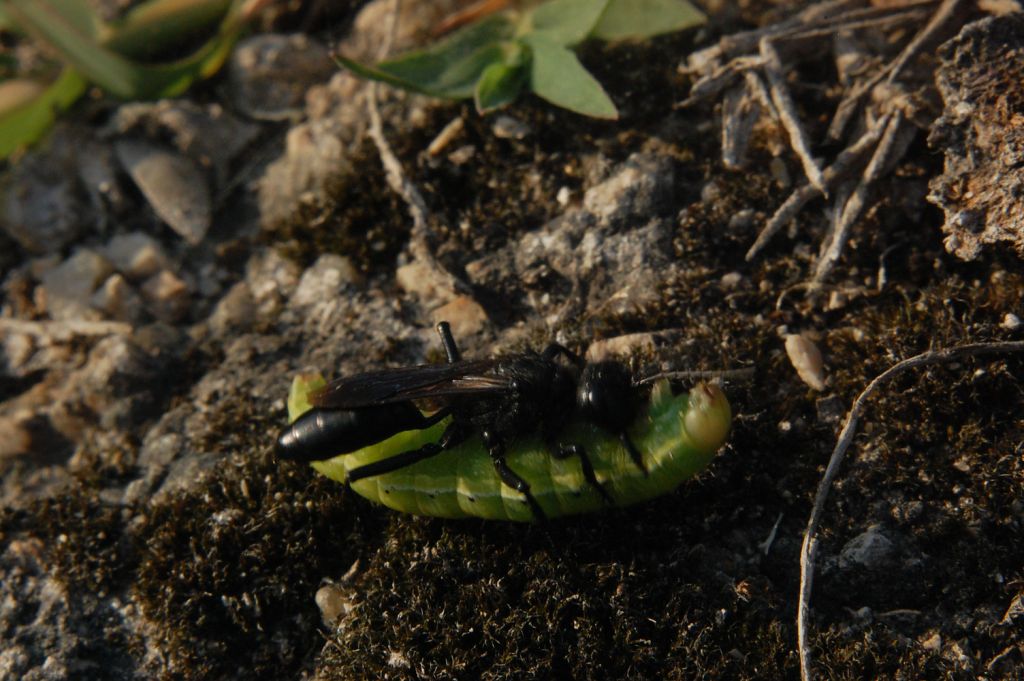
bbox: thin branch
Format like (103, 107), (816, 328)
(798, 340), (1024, 681)
(721, 82), (761, 169)
(814, 111), (912, 282)
(679, 55), (765, 108)
(638, 367), (756, 384)
(887, 0), (968, 84)
(0, 317), (131, 339)
(684, 0), (933, 103)
(364, 0), (468, 300)
(686, 0), (860, 70)
(760, 38), (826, 195)
(746, 114), (888, 260)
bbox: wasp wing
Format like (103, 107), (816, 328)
(309, 358), (510, 408)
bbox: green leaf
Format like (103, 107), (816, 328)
(591, 0), (706, 41)
(338, 14), (514, 99)
(3, 0), (247, 99)
(102, 0), (234, 58)
(474, 60), (525, 113)
(523, 0), (610, 47)
(0, 67), (87, 158)
(339, 42), (507, 100)
(524, 34), (617, 119)
(15, 0), (102, 40)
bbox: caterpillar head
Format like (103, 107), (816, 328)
(682, 382), (732, 452)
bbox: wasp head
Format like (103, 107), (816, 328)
(576, 361), (639, 432)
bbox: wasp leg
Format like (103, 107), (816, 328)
(345, 411), (462, 482)
(620, 432), (647, 476)
(540, 342), (584, 368)
(435, 321), (461, 363)
(551, 442), (614, 505)
(485, 436), (546, 521)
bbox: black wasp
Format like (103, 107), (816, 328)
(276, 322), (648, 519)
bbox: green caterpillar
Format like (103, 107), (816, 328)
(286, 373), (732, 521)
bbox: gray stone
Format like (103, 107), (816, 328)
(56, 335), (165, 430)
(115, 139), (211, 245)
(112, 100), (259, 189)
(293, 254), (360, 307)
(227, 34), (335, 121)
(208, 281), (256, 337)
(3, 332), (35, 372)
(492, 115), (531, 140)
(245, 248), (301, 318)
(258, 123), (348, 230)
(90, 274), (145, 324)
(102, 232), (168, 281)
(40, 249), (114, 320)
(140, 270), (190, 323)
(0, 140), (89, 254)
(581, 153), (676, 229)
(431, 296), (489, 338)
(839, 525), (896, 570)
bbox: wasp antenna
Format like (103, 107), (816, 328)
(435, 321), (461, 363)
(638, 367), (756, 385)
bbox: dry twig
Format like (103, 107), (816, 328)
(760, 38), (826, 195)
(746, 115), (889, 261)
(797, 340), (1024, 681)
(0, 317), (131, 340)
(684, 0), (969, 283)
(364, 0), (468, 300)
(813, 111), (914, 281)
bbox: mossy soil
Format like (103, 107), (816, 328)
(3, 4), (1023, 680)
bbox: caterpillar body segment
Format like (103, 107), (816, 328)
(287, 373), (732, 521)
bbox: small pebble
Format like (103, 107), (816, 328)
(785, 333), (826, 391)
(0, 414), (32, 457)
(815, 395), (845, 424)
(116, 139), (211, 245)
(556, 186), (572, 206)
(103, 232), (167, 281)
(292, 254), (360, 307)
(1001, 312), (1021, 330)
(91, 273), (145, 324)
(492, 115), (531, 140)
(226, 33), (334, 120)
(208, 281), (255, 336)
(839, 524), (895, 570)
(720, 271), (743, 289)
(447, 145), (476, 165)
(315, 584), (351, 626)
(585, 332), (660, 362)
(727, 209), (756, 231)
(2, 333), (35, 370)
(700, 180), (722, 203)
(40, 249), (114, 320)
(140, 270), (190, 323)
(396, 261), (445, 302)
(432, 295), (489, 338)
(921, 632), (942, 652)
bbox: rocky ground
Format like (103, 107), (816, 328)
(1, 1), (1022, 679)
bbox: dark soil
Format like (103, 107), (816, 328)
(1, 2), (1022, 680)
